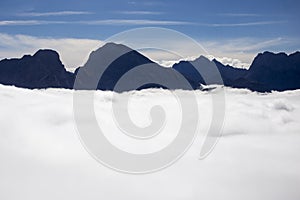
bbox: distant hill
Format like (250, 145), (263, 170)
(0, 43), (299, 92)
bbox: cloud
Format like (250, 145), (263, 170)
(0, 20), (67, 26)
(217, 13), (262, 17)
(0, 32), (205, 70)
(135, 37), (293, 69)
(0, 33), (296, 70)
(201, 21), (287, 27)
(114, 11), (163, 15)
(201, 37), (294, 68)
(0, 32), (200, 69)
(128, 1), (165, 6)
(268, 99), (295, 112)
(0, 19), (286, 27)
(0, 20), (43, 25)
(128, 1), (136, 4)
(137, 48), (199, 67)
(1, 85), (300, 199)
(18, 11), (93, 17)
(0, 33), (102, 70)
(0, 19), (193, 26)
(206, 55), (249, 69)
(80, 19), (194, 25)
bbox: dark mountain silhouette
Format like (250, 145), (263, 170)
(75, 43), (158, 91)
(239, 51), (300, 92)
(173, 56), (247, 88)
(171, 51), (300, 92)
(74, 42), (194, 92)
(0, 49), (74, 89)
(0, 42), (299, 92)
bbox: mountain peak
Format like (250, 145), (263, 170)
(194, 55), (210, 62)
(87, 42), (134, 63)
(0, 49), (73, 89)
(102, 42), (131, 49)
(250, 51), (289, 70)
(290, 51), (300, 55)
(256, 51), (288, 58)
(33, 49), (60, 59)
(32, 49), (63, 67)
(289, 51), (300, 59)
(93, 42), (132, 53)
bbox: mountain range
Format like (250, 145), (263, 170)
(0, 42), (299, 92)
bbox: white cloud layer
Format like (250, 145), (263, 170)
(206, 55), (250, 69)
(0, 85), (300, 199)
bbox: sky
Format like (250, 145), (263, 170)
(0, 0), (299, 69)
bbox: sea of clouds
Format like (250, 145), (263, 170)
(0, 84), (300, 200)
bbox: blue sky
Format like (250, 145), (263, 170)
(0, 0), (299, 69)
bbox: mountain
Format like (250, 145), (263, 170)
(0, 50), (74, 89)
(173, 56), (247, 87)
(75, 42), (155, 91)
(74, 42), (193, 91)
(0, 43), (299, 92)
(172, 51), (300, 92)
(240, 51), (300, 91)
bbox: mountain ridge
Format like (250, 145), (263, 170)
(0, 43), (299, 92)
